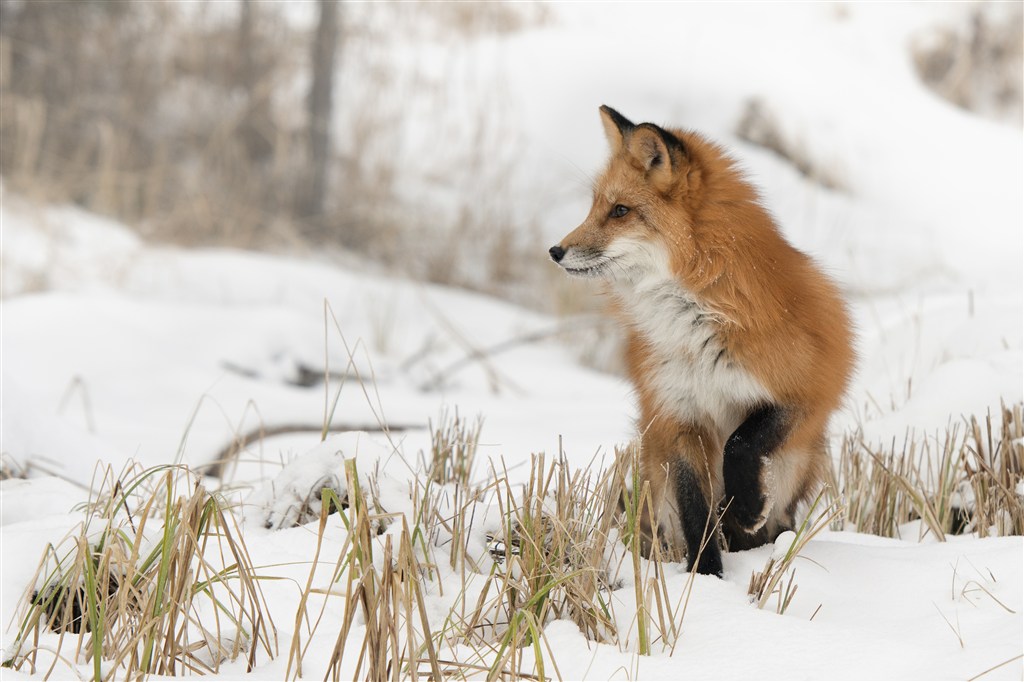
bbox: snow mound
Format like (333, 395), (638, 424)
(248, 431), (408, 530)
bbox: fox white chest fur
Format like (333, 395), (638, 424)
(603, 236), (770, 439)
(614, 275), (770, 439)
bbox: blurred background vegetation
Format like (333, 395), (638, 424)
(1, 0), (1019, 313)
(0, 0), (557, 304)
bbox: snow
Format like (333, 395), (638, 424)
(530, 535), (1022, 680)
(250, 431), (411, 530)
(2, 3), (1022, 681)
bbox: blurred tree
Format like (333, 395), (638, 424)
(302, 0), (338, 231)
(237, 0), (274, 163)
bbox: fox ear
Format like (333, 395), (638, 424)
(599, 105), (635, 154)
(627, 124), (684, 190)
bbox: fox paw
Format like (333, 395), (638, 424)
(688, 542), (724, 577)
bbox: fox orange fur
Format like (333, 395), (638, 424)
(550, 106), (855, 576)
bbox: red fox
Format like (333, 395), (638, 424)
(550, 106), (855, 576)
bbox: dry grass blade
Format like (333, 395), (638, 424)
(968, 653), (1024, 681)
(932, 602), (965, 649)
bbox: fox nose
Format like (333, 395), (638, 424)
(549, 245), (566, 263)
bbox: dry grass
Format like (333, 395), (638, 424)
(275, 432), (690, 681)
(5, 402), (1021, 680)
(284, 460), (441, 681)
(742, 402), (1022, 619)
(425, 409), (483, 490)
(749, 404), (1022, 622)
(827, 403), (1023, 540)
(3, 463), (276, 680)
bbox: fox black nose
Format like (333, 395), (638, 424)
(549, 245), (566, 263)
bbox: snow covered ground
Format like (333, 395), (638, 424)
(2, 3), (1022, 680)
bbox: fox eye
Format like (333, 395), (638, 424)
(611, 204), (630, 218)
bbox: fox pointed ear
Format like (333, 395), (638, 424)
(627, 124), (682, 191)
(599, 105), (635, 154)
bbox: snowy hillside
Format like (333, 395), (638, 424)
(2, 3), (1022, 681)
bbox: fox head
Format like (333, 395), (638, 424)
(549, 106), (703, 285)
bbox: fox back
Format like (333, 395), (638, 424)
(550, 106), (854, 576)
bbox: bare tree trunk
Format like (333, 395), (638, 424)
(238, 0), (255, 90)
(236, 0), (272, 163)
(302, 0), (338, 228)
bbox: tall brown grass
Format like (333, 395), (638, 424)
(828, 403), (1023, 540)
(4, 463), (277, 680)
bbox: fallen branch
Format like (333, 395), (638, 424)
(204, 422), (423, 479)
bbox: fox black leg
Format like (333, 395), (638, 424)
(722, 405), (790, 543)
(675, 462), (723, 576)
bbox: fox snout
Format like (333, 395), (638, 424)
(547, 241), (612, 278)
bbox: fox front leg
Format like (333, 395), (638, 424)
(674, 459), (724, 577)
(722, 405), (791, 541)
